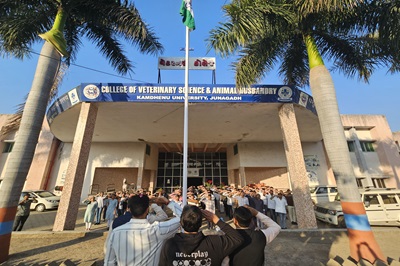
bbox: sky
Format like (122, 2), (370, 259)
(0, 0), (399, 132)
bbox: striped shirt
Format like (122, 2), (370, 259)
(104, 203), (181, 266)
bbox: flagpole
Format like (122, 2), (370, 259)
(182, 25), (190, 206)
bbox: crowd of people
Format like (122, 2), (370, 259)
(84, 183), (295, 265)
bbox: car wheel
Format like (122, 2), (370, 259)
(338, 216), (346, 228)
(35, 204), (46, 212)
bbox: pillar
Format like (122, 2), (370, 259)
(136, 167), (144, 190)
(279, 104), (317, 229)
(149, 170), (156, 193)
(239, 167), (246, 188)
(53, 102), (97, 231)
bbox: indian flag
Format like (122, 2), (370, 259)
(180, 0), (195, 30)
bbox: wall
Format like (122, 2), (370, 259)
(49, 142), (147, 200)
(341, 115), (400, 188)
(24, 119), (56, 190)
(245, 167), (289, 189)
(144, 143), (159, 170)
(227, 142), (332, 187)
(0, 117), (55, 191)
(0, 114), (17, 179)
(302, 142), (334, 186)
(237, 142), (287, 167)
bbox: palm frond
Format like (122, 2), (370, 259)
(208, 0), (293, 57)
(0, 1), (55, 58)
(295, 0), (363, 14)
(278, 36), (309, 87)
(234, 37), (283, 87)
(85, 24), (132, 75)
(316, 32), (376, 82)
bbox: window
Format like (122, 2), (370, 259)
(356, 178), (364, 188)
(145, 144), (151, 156)
(381, 194), (398, 204)
(2, 142), (14, 153)
(364, 194), (379, 205)
(360, 141), (375, 152)
(330, 187), (338, 193)
(372, 178), (386, 188)
(395, 141), (400, 154)
(157, 152), (227, 193)
(233, 144), (238, 155)
(347, 141), (355, 152)
(316, 187), (328, 194)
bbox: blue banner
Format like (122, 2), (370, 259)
(47, 83), (316, 124)
(79, 83), (315, 111)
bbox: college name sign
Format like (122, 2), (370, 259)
(47, 83), (316, 124)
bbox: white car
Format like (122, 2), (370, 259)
(315, 188), (400, 227)
(309, 185), (338, 204)
(22, 190), (60, 212)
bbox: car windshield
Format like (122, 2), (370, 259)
(35, 191), (55, 198)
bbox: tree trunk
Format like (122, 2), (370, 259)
(0, 41), (60, 263)
(309, 65), (386, 263)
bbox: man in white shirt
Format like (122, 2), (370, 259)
(272, 192), (288, 229)
(235, 191), (249, 207)
(104, 194), (181, 266)
(266, 190), (276, 222)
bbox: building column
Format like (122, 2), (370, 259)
(149, 170), (156, 193)
(53, 102), (97, 231)
(136, 167), (144, 190)
(279, 104), (317, 229)
(228, 169), (235, 187)
(239, 167), (246, 188)
(349, 127), (374, 188)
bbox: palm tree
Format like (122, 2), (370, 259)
(0, 0), (163, 262)
(208, 0), (397, 262)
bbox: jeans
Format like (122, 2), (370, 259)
(96, 207), (103, 224)
(277, 212), (287, 229)
(268, 208), (276, 222)
(13, 215), (29, 231)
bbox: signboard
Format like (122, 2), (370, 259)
(47, 83), (317, 124)
(158, 57), (216, 70)
(187, 168), (200, 177)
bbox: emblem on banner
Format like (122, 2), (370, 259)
(83, 84), (100, 99)
(68, 88), (80, 106)
(277, 86), (293, 102)
(299, 92), (309, 107)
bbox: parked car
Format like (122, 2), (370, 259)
(22, 190), (60, 212)
(309, 185), (338, 204)
(314, 188), (400, 227)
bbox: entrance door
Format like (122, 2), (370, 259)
(188, 177), (203, 187)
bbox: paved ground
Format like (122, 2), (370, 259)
(2, 207), (400, 266)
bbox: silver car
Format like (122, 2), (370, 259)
(22, 190), (60, 212)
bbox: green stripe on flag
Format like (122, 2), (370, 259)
(180, 0), (195, 30)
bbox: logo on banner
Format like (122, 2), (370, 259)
(277, 86), (293, 102)
(68, 88), (80, 106)
(299, 92), (309, 107)
(83, 84), (100, 99)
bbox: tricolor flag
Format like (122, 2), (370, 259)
(180, 0), (195, 30)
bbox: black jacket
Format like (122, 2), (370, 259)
(159, 220), (243, 266)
